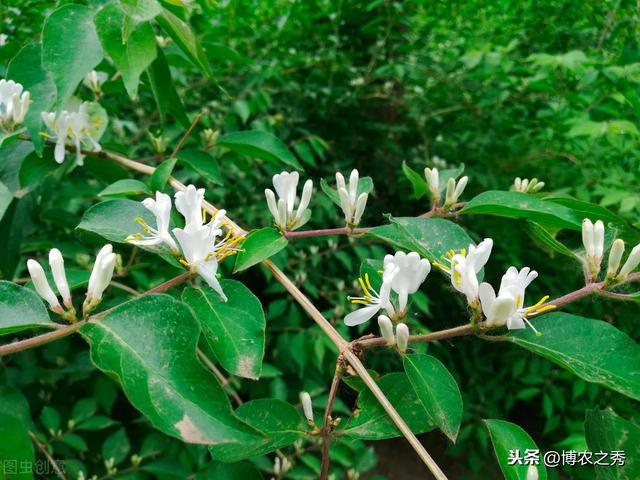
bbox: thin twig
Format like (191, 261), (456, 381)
(285, 226), (370, 239)
(110, 281), (141, 296)
(29, 432), (67, 480)
(197, 348), (243, 405)
(171, 112), (205, 158)
(320, 359), (344, 480)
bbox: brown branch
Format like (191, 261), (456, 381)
(29, 432), (67, 480)
(320, 359), (344, 480)
(171, 112), (205, 158)
(197, 348), (243, 405)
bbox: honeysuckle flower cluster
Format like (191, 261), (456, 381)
(378, 315), (409, 352)
(27, 245), (116, 321)
(424, 167), (468, 209)
(0, 79), (29, 132)
(582, 218), (604, 280)
(598, 228), (640, 283)
(512, 177), (545, 193)
(41, 102), (102, 165)
(83, 70), (107, 96)
(345, 251), (430, 326)
(335, 169), (368, 227)
(127, 185), (242, 301)
(265, 171), (313, 232)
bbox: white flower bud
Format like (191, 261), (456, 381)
(619, 244), (640, 278)
(27, 259), (62, 312)
(49, 248), (71, 307)
(396, 323), (409, 353)
(607, 239), (625, 276)
(377, 315), (395, 345)
(353, 192), (368, 225)
(87, 245), (115, 301)
(593, 220), (604, 258)
(424, 167), (440, 200)
(300, 391), (314, 423)
(582, 218), (604, 277)
(582, 219), (594, 256)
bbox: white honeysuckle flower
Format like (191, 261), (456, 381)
(619, 243), (640, 278)
(424, 167), (440, 200)
(127, 192), (179, 253)
(526, 465), (539, 480)
(396, 323), (409, 353)
(0, 79), (30, 131)
(300, 391), (314, 423)
(377, 315), (395, 345)
(173, 209), (238, 302)
(175, 184), (206, 230)
(433, 238), (493, 304)
(582, 218), (604, 278)
(0, 34), (7, 47)
(344, 263), (398, 326)
(86, 245), (116, 305)
(265, 171), (313, 231)
(335, 169), (368, 226)
(383, 251), (430, 313)
(444, 175), (468, 208)
(513, 177), (545, 193)
(41, 103), (101, 165)
(479, 266), (555, 335)
(607, 239), (625, 277)
(83, 70), (107, 94)
(27, 259), (63, 313)
(49, 248), (72, 308)
(273, 457), (291, 476)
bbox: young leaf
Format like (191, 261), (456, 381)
(402, 162), (428, 199)
(177, 149), (222, 185)
(149, 158), (177, 191)
(484, 419), (547, 480)
(99, 179), (150, 198)
(524, 221), (579, 259)
(340, 373), (436, 440)
(234, 228), (287, 272)
(76, 199), (156, 244)
(460, 191), (581, 230)
(6, 43), (56, 153)
(403, 353), (463, 442)
(103, 428), (130, 465)
(510, 313), (640, 401)
(216, 131), (302, 169)
(0, 281), (56, 335)
(367, 217), (476, 264)
(81, 294), (263, 445)
(182, 281), (266, 379)
(94, 5), (157, 99)
(42, 4), (104, 107)
(585, 409), (640, 479)
(156, 10), (211, 76)
(209, 399), (305, 462)
(147, 49), (190, 127)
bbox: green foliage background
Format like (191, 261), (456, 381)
(1, 0), (639, 479)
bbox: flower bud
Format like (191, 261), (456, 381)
(377, 315), (395, 345)
(87, 245), (115, 301)
(619, 244), (640, 278)
(49, 248), (71, 307)
(396, 323), (409, 353)
(300, 391), (314, 424)
(607, 239), (625, 276)
(27, 259), (62, 312)
(424, 167), (440, 200)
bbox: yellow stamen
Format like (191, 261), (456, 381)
(202, 208), (207, 224)
(134, 217), (151, 234)
(351, 299), (369, 305)
(432, 261), (450, 272)
(364, 273), (375, 293)
(358, 277), (370, 297)
(530, 305), (556, 315)
(516, 295), (522, 309)
(179, 259), (190, 268)
(523, 295), (550, 316)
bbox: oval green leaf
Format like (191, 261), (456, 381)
(0, 281), (56, 335)
(177, 149), (222, 185)
(403, 353), (463, 442)
(183, 282), (265, 379)
(484, 419), (547, 480)
(149, 158), (177, 192)
(234, 228), (287, 272)
(216, 131), (302, 169)
(510, 313), (640, 401)
(76, 199), (155, 244)
(99, 179), (151, 198)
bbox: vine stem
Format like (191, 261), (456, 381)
(29, 432), (67, 480)
(171, 111), (204, 158)
(285, 226), (370, 238)
(320, 358), (343, 479)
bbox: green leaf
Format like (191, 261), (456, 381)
(484, 419), (547, 480)
(367, 217), (476, 263)
(460, 191), (581, 230)
(183, 282), (266, 379)
(156, 10), (211, 76)
(42, 4), (103, 107)
(99, 179), (150, 198)
(62, 433), (89, 452)
(7, 43), (56, 153)
(18, 149), (60, 190)
(525, 222), (578, 259)
(341, 373), (436, 439)
(196, 461), (262, 480)
(0, 281), (56, 335)
(585, 409), (640, 479)
(119, 0), (162, 24)
(320, 176), (374, 207)
(147, 49), (189, 127)
(0, 181), (12, 222)
(402, 162), (428, 199)
(217, 131), (302, 169)
(76, 199), (156, 244)
(177, 149), (222, 185)
(95, 5), (157, 99)
(71, 398), (97, 423)
(403, 353), (463, 442)
(103, 428), (130, 465)
(510, 313), (640, 400)
(81, 294), (262, 445)
(234, 228), (287, 272)
(149, 158), (177, 191)
(209, 399), (305, 462)
(0, 413), (35, 480)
